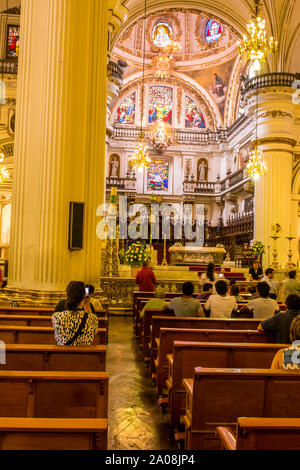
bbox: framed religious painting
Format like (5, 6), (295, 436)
(145, 159), (172, 194)
(6, 24), (20, 60)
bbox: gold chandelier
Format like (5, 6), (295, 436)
(130, 133), (151, 169)
(162, 37), (181, 58)
(238, 0), (278, 70)
(0, 151), (9, 183)
(246, 147), (267, 181)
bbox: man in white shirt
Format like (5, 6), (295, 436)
(261, 268), (277, 296)
(204, 280), (237, 318)
(247, 281), (280, 319)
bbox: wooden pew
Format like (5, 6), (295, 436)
(142, 308), (173, 360)
(0, 306), (107, 318)
(217, 417), (300, 450)
(183, 368), (300, 450)
(0, 417), (108, 450)
(133, 291), (155, 330)
(0, 314), (108, 329)
(0, 344), (106, 371)
(155, 327), (275, 395)
(150, 316), (261, 376)
(0, 370), (108, 418)
(0, 326), (106, 345)
(167, 341), (286, 430)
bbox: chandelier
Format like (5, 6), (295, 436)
(0, 151), (9, 183)
(162, 37), (181, 58)
(130, 133), (151, 169)
(131, 0), (150, 170)
(246, 147), (267, 181)
(238, 0), (278, 70)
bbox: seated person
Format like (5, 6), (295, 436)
(52, 281), (98, 346)
(261, 268), (276, 295)
(271, 314), (300, 369)
(230, 284), (244, 302)
(249, 261), (263, 281)
(54, 282), (96, 314)
(257, 294), (300, 344)
(247, 285), (259, 300)
(140, 286), (168, 319)
(197, 283), (213, 301)
(227, 280), (236, 294)
(85, 284), (103, 312)
(247, 281), (280, 319)
(204, 280), (238, 319)
(168, 282), (204, 317)
(283, 270), (300, 301)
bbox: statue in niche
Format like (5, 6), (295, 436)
(109, 154), (120, 178)
(185, 159), (192, 177)
(197, 158), (208, 182)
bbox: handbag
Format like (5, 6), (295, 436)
(65, 311), (88, 345)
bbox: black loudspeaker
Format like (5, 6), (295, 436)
(69, 202), (84, 250)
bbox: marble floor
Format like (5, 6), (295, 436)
(107, 315), (177, 450)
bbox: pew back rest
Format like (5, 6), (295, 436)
(236, 417), (300, 450)
(0, 371), (109, 418)
(0, 314), (107, 329)
(171, 341), (286, 391)
(0, 326), (106, 345)
(0, 344), (106, 371)
(159, 328), (275, 368)
(188, 368), (300, 430)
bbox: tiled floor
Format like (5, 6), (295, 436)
(107, 315), (176, 450)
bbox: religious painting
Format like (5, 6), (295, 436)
(152, 23), (172, 48)
(116, 92), (136, 125)
(148, 86), (173, 125)
(6, 25), (20, 59)
(147, 160), (169, 192)
(185, 96), (206, 129)
(186, 58), (235, 121)
(239, 141), (253, 168)
(205, 20), (223, 43)
(109, 154), (120, 178)
(244, 197), (254, 213)
(8, 108), (15, 136)
(197, 158), (208, 182)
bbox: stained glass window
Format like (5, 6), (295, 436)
(152, 23), (172, 48)
(147, 160), (169, 192)
(115, 92), (136, 125)
(185, 96), (206, 129)
(205, 20), (223, 43)
(7, 25), (20, 58)
(148, 86), (173, 125)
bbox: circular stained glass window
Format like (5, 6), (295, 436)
(205, 19), (223, 43)
(152, 23), (173, 48)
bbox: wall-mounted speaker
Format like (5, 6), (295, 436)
(69, 202), (84, 250)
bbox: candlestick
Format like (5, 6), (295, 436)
(285, 236), (296, 271)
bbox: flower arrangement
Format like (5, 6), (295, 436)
(250, 240), (265, 255)
(124, 242), (152, 266)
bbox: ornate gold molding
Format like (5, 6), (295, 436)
(260, 111), (293, 120)
(255, 137), (297, 147)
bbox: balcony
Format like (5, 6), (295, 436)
(0, 60), (18, 74)
(241, 72), (300, 95)
(111, 126), (228, 145)
(183, 179), (217, 194)
(106, 175), (136, 192)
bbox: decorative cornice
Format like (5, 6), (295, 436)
(255, 137), (297, 148)
(1, 6), (20, 15)
(260, 110), (293, 120)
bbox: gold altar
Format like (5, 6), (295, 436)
(168, 246), (226, 265)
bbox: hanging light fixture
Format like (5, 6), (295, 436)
(0, 150), (9, 183)
(162, 35), (181, 58)
(246, 69), (267, 181)
(130, 0), (151, 171)
(237, 0), (278, 71)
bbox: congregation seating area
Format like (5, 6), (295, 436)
(133, 290), (300, 450)
(0, 305), (109, 450)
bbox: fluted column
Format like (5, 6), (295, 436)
(248, 84), (298, 268)
(8, 0), (124, 293)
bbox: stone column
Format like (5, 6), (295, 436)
(248, 85), (298, 268)
(8, 0), (126, 296)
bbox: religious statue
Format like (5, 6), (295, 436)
(185, 159), (191, 177)
(110, 156), (119, 177)
(198, 160), (207, 181)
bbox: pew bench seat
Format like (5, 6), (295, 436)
(0, 417), (108, 450)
